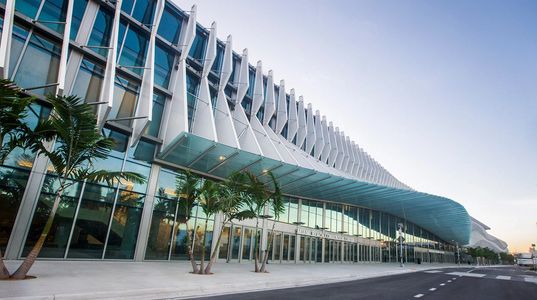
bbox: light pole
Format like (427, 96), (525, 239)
(397, 223), (404, 267)
(452, 240), (461, 266)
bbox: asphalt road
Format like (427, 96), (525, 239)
(196, 266), (537, 300)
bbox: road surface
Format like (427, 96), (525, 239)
(195, 266), (537, 300)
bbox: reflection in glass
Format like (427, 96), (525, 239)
(104, 190), (144, 259)
(22, 176), (82, 258)
(145, 197), (175, 260)
(230, 226), (241, 260)
(14, 33), (60, 96)
(71, 59), (104, 104)
(67, 183), (115, 258)
(218, 226), (230, 260)
(157, 4), (182, 44)
(0, 167), (30, 253)
(241, 228), (252, 260)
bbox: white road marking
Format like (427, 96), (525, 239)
(446, 272), (486, 278)
(414, 294), (424, 298)
(452, 278), (457, 280)
(447, 280), (452, 282)
(429, 288), (436, 291)
(496, 276), (511, 280)
(524, 277), (537, 283)
(440, 283), (446, 286)
(424, 270), (443, 273)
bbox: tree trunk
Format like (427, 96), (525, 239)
(0, 249), (10, 279)
(260, 221), (277, 273)
(11, 186), (65, 279)
(198, 219), (208, 274)
(204, 220), (227, 275)
(253, 217), (260, 272)
(184, 220), (199, 274)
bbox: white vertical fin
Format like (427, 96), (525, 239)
(0, 0), (15, 79)
(56, 0), (74, 96)
(262, 70), (275, 125)
(296, 97), (307, 148)
(305, 103), (316, 155)
(251, 60), (264, 116)
(191, 22), (218, 141)
(232, 49), (262, 155)
(327, 121), (338, 167)
(320, 116), (331, 163)
(97, 0), (122, 128)
(314, 110), (324, 160)
(131, 0), (165, 147)
(214, 35), (240, 148)
(275, 80), (287, 134)
(286, 89), (298, 142)
(162, 5), (197, 148)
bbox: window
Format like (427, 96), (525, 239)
(109, 75), (140, 127)
(145, 92), (166, 137)
(211, 44), (224, 74)
(157, 4), (182, 44)
(88, 7), (113, 57)
(186, 72), (200, 130)
(13, 32), (61, 96)
(188, 29), (207, 64)
(15, 0), (41, 19)
(132, 0), (157, 25)
(118, 27), (148, 75)
(71, 58), (104, 104)
(154, 44), (173, 88)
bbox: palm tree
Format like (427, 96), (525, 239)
(197, 179), (221, 274)
(241, 171), (272, 272)
(259, 172), (284, 273)
(174, 171), (202, 274)
(9, 94), (145, 280)
(0, 80), (33, 280)
(203, 172), (255, 274)
(0, 80), (34, 164)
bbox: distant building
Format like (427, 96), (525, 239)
(466, 217), (508, 253)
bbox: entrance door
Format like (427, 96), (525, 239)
(230, 226), (241, 261)
(315, 238), (323, 262)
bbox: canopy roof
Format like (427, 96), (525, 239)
(159, 132), (471, 244)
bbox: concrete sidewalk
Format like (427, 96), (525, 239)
(0, 260), (461, 300)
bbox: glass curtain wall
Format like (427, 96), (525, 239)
(0, 103), (51, 255)
(21, 129), (151, 259)
(145, 167), (215, 261)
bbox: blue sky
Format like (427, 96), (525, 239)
(174, 0), (537, 252)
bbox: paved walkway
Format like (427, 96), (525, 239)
(0, 260), (460, 300)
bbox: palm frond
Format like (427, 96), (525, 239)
(83, 170), (146, 186)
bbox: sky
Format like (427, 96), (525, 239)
(173, 0), (537, 252)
